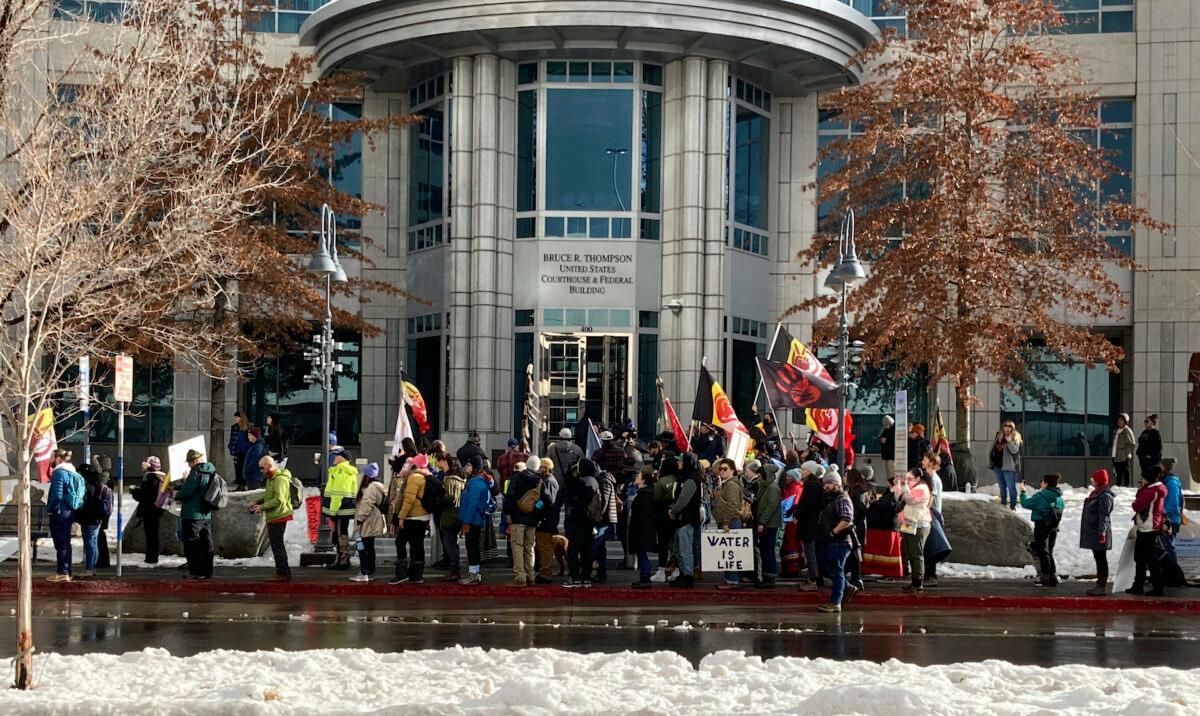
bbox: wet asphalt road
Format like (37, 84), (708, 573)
(2, 595), (1197, 669)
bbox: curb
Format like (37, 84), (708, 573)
(2, 578), (1197, 613)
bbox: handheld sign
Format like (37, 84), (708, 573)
(701, 528), (754, 572)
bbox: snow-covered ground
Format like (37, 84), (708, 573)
(0, 647), (1196, 715)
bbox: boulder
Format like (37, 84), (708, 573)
(121, 489), (269, 559)
(941, 496), (1033, 567)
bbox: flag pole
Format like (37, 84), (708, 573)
(752, 322), (783, 410)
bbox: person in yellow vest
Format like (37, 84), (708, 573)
(322, 446), (358, 569)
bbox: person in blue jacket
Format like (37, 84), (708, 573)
(242, 427), (268, 491)
(1018, 473), (1066, 587)
(1160, 457), (1186, 586)
(457, 456), (495, 586)
(46, 449), (83, 582)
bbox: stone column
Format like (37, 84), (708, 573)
(702, 60), (730, 381)
(445, 56), (475, 443)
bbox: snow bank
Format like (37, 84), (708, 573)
(1, 647), (1196, 715)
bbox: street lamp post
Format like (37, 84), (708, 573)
(604, 147), (628, 212)
(307, 205), (348, 556)
(823, 210), (867, 476)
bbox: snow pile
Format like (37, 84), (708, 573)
(1, 647), (1196, 714)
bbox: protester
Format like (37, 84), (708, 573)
(993, 420), (1022, 509)
(592, 431), (627, 478)
(1160, 456), (1186, 586)
(249, 455), (293, 581)
(1127, 467), (1168, 596)
(931, 433), (958, 493)
(133, 456), (166, 568)
(779, 456), (805, 578)
(651, 455), (680, 582)
(862, 475), (904, 579)
(228, 410), (251, 491)
(920, 452), (950, 586)
(75, 463), (113, 578)
(878, 416), (896, 478)
(1136, 414), (1163, 477)
(547, 428), (583, 482)
(712, 458), (745, 590)
(176, 449), (217, 580)
(592, 462), (620, 583)
(751, 459), (782, 589)
(843, 468), (871, 592)
(457, 456), (496, 586)
(628, 468), (658, 589)
(896, 468), (932, 593)
(456, 431), (485, 469)
(242, 427), (268, 491)
(564, 458), (600, 587)
(504, 455), (543, 587)
(795, 460), (826, 590)
(817, 469), (856, 612)
(437, 456), (467, 583)
(1018, 473), (1065, 587)
(265, 413), (288, 461)
(667, 453), (703, 589)
(1111, 413), (1136, 488)
(690, 423), (725, 463)
(1080, 468), (1115, 596)
(496, 438), (530, 494)
(348, 462), (387, 582)
(391, 453), (433, 585)
(322, 447), (358, 570)
(534, 457), (562, 584)
(907, 424), (929, 470)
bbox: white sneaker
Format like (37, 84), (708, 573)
(141, 562), (160, 570)
(665, 570), (678, 583)
(350, 574), (370, 583)
(650, 568), (666, 584)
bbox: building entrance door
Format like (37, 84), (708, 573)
(540, 333), (630, 438)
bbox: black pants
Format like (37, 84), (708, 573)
(465, 524), (482, 567)
(397, 520), (428, 564)
(656, 520), (674, 568)
(1092, 548), (1109, 575)
(234, 453), (247, 489)
(267, 521), (290, 576)
(1132, 530), (1164, 592)
(1031, 522), (1057, 577)
(182, 519), (214, 578)
(1113, 460), (1131, 488)
(96, 528), (110, 568)
(142, 510), (162, 563)
(567, 523), (593, 581)
(359, 536), (377, 575)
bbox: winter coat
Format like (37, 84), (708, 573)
(536, 473), (562, 533)
(1112, 425), (1136, 463)
(897, 480), (932, 529)
(753, 474), (783, 530)
(597, 470), (620, 525)
(547, 440), (583, 482)
(242, 440), (268, 488)
(592, 444), (627, 479)
(879, 425), (896, 461)
(496, 449), (529, 491)
(626, 485), (658, 554)
(712, 476), (745, 529)
(177, 462), (218, 521)
(1019, 486), (1064, 525)
(1132, 482), (1168, 533)
(849, 486), (870, 539)
(321, 461), (358, 517)
(456, 440), (485, 469)
(1136, 428), (1162, 473)
(48, 464), (82, 519)
(133, 470), (165, 519)
(866, 491), (900, 531)
(795, 475), (825, 541)
(907, 436), (929, 470)
(228, 425), (250, 457)
(1001, 438), (1022, 474)
(670, 467), (702, 527)
(75, 467), (113, 527)
(438, 473), (467, 531)
(817, 490), (855, 546)
(255, 468), (294, 523)
(395, 471), (430, 522)
(1163, 474), (1183, 525)
(457, 474), (495, 528)
(266, 423), (288, 460)
(504, 468), (543, 527)
(690, 432), (725, 462)
(355, 480), (389, 538)
(1079, 486), (1115, 551)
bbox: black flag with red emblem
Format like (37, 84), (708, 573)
(755, 357), (840, 410)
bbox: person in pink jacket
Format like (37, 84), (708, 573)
(894, 468), (933, 594)
(1126, 466), (1169, 596)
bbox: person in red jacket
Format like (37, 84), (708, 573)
(1127, 466), (1169, 596)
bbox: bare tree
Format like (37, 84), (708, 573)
(0, 0), (355, 688)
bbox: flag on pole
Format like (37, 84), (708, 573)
(30, 408), (57, 483)
(663, 398), (689, 453)
(402, 381), (430, 435)
(755, 357), (839, 410)
(769, 325), (854, 451)
(585, 419), (603, 458)
(692, 366), (749, 437)
(391, 399), (413, 456)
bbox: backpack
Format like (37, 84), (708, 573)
(585, 475), (611, 525)
(199, 471), (229, 512)
(1043, 502), (1064, 529)
(288, 475), (304, 512)
(63, 471), (85, 512)
(420, 475), (445, 514)
(517, 478), (544, 514)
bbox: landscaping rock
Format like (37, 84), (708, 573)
(941, 496), (1033, 567)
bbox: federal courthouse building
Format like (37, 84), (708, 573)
(49, 0), (1200, 486)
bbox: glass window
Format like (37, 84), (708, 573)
(409, 106), (445, 226)
(1050, 0), (1134, 33)
(641, 91), (663, 215)
(1001, 356), (1120, 457)
(56, 362), (173, 445)
(329, 103), (363, 231)
(546, 89), (634, 211)
(730, 339), (766, 419)
(638, 310), (659, 328)
(614, 62), (635, 83)
(515, 309), (535, 327)
(566, 308), (587, 326)
(643, 64), (663, 86)
(517, 91), (537, 213)
(588, 217), (610, 239)
(513, 332), (534, 437)
(637, 332), (659, 440)
(406, 334), (442, 439)
(240, 0), (331, 34)
(609, 309), (631, 328)
(733, 106), (769, 231)
(543, 308), (564, 326)
(518, 63), (539, 85)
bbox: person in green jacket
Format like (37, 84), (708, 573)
(1018, 473), (1066, 587)
(322, 447), (358, 569)
(176, 449), (216, 580)
(250, 455), (294, 581)
(751, 461), (783, 589)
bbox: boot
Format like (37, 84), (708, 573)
(1086, 573), (1109, 596)
(336, 535), (353, 569)
(755, 575), (776, 590)
(441, 570), (461, 583)
(390, 559), (409, 585)
(407, 561), (425, 585)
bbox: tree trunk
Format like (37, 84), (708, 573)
(208, 293), (230, 477)
(14, 443), (32, 690)
(954, 382), (973, 445)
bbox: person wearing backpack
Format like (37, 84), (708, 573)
(322, 447), (358, 571)
(457, 457), (496, 586)
(1127, 467), (1169, 596)
(250, 455), (294, 581)
(563, 458), (601, 587)
(391, 453), (433, 584)
(1018, 473), (1066, 587)
(133, 456), (167, 567)
(504, 455), (544, 587)
(176, 449), (218, 580)
(46, 449), (84, 582)
(666, 453), (703, 589)
(75, 463), (113, 578)
(533, 457), (562, 584)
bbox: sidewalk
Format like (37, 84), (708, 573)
(3, 564), (1197, 613)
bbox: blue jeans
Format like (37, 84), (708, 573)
(723, 519), (743, 584)
(759, 528), (779, 578)
(674, 524), (696, 575)
(996, 469), (1018, 508)
(81, 523), (99, 571)
(592, 524), (615, 579)
(49, 513), (73, 575)
(636, 551), (652, 581)
(819, 542), (852, 605)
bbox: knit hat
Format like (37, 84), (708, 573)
(558, 428), (573, 440)
(822, 471), (843, 487)
(801, 460), (825, 478)
(1161, 457), (1177, 473)
(412, 453), (430, 470)
(526, 455), (542, 472)
(144, 456), (161, 471)
(883, 415), (895, 427)
(363, 462), (380, 479)
(1118, 412), (1130, 424)
(745, 459), (763, 475)
(1090, 468), (1109, 487)
(468, 454), (485, 471)
(248, 426), (262, 439)
(541, 457), (555, 471)
(515, 462), (526, 472)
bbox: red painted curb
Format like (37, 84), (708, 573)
(2, 578), (1196, 613)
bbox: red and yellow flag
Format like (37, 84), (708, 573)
(402, 381), (430, 435)
(691, 366), (749, 437)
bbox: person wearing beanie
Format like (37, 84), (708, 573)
(816, 467), (855, 612)
(548, 428), (584, 483)
(242, 426), (268, 491)
(176, 449), (217, 579)
(457, 457), (497, 586)
(503, 454), (544, 586)
(134, 456), (167, 568)
(1080, 468), (1115, 595)
(351, 462), (388, 582)
(564, 458), (602, 587)
(1128, 466), (1169, 596)
(534, 456), (563, 584)
(390, 453), (433, 585)
(496, 438), (529, 494)
(795, 460), (828, 590)
(1111, 413), (1136, 487)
